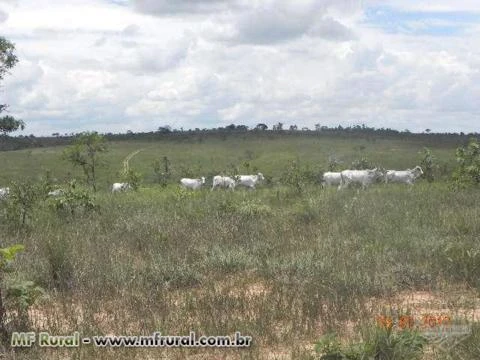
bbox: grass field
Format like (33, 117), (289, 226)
(0, 133), (479, 359)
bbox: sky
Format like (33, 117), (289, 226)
(0, 0), (480, 135)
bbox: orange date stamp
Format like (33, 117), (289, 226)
(376, 314), (452, 330)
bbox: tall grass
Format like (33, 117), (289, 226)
(0, 135), (478, 359)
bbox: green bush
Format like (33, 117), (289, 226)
(121, 168), (142, 191)
(419, 147), (437, 182)
(351, 157), (374, 170)
(3, 180), (45, 228)
(48, 180), (99, 217)
(6, 280), (45, 331)
(452, 138), (480, 186)
(280, 160), (321, 192)
(0, 245), (44, 338)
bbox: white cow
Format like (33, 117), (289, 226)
(322, 172), (342, 187)
(112, 182), (131, 193)
(236, 173), (265, 189)
(48, 189), (64, 197)
(211, 176), (236, 190)
(0, 187), (9, 200)
(385, 166), (423, 185)
(339, 168), (383, 190)
(180, 177), (206, 190)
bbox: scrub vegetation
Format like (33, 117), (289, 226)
(0, 132), (479, 359)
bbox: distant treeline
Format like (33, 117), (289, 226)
(0, 123), (478, 151)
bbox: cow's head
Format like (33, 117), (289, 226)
(257, 172), (265, 181)
(412, 166), (424, 178)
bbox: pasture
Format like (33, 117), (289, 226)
(0, 133), (479, 359)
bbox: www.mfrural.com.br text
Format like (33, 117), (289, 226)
(11, 331), (252, 348)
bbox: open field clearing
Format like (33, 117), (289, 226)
(0, 134), (479, 359)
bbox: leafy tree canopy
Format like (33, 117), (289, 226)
(0, 37), (23, 135)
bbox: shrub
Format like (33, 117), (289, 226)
(3, 180), (45, 228)
(0, 245), (44, 338)
(363, 326), (426, 360)
(327, 156), (342, 172)
(153, 156), (171, 187)
(280, 160), (321, 192)
(62, 131), (108, 192)
(5, 280), (45, 331)
(121, 168), (142, 191)
(452, 137), (480, 186)
(351, 157), (374, 170)
(419, 147), (437, 182)
(48, 180), (98, 217)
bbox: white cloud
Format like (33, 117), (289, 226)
(368, 0), (480, 12)
(133, 0), (238, 15)
(0, 0), (479, 135)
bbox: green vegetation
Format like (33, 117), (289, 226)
(453, 137), (480, 186)
(0, 36), (24, 136)
(419, 147), (437, 183)
(0, 133), (479, 359)
(62, 132), (108, 192)
(315, 326), (426, 360)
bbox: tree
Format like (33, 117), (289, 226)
(63, 132), (108, 192)
(273, 122), (284, 131)
(0, 37), (25, 135)
(289, 124), (298, 131)
(157, 125), (172, 134)
(0, 37), (17, 82)
(0, 116), (25, 136)
(254, 123), (268, 131)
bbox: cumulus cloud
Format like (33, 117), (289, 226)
(308, 16), (355, 41)
(1, 0), (480, 135)
(133, 0), (237, 15)
(232, 2), (320, 44)
(134, 0), (357, 44)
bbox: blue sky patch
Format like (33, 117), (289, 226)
(363, 6), (480, 36)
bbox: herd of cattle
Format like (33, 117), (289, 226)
(112, 173), (266, 193)
(323, 166), (424, 190)
(0, 166), (424, 199)
(112, 166), (423, 192)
